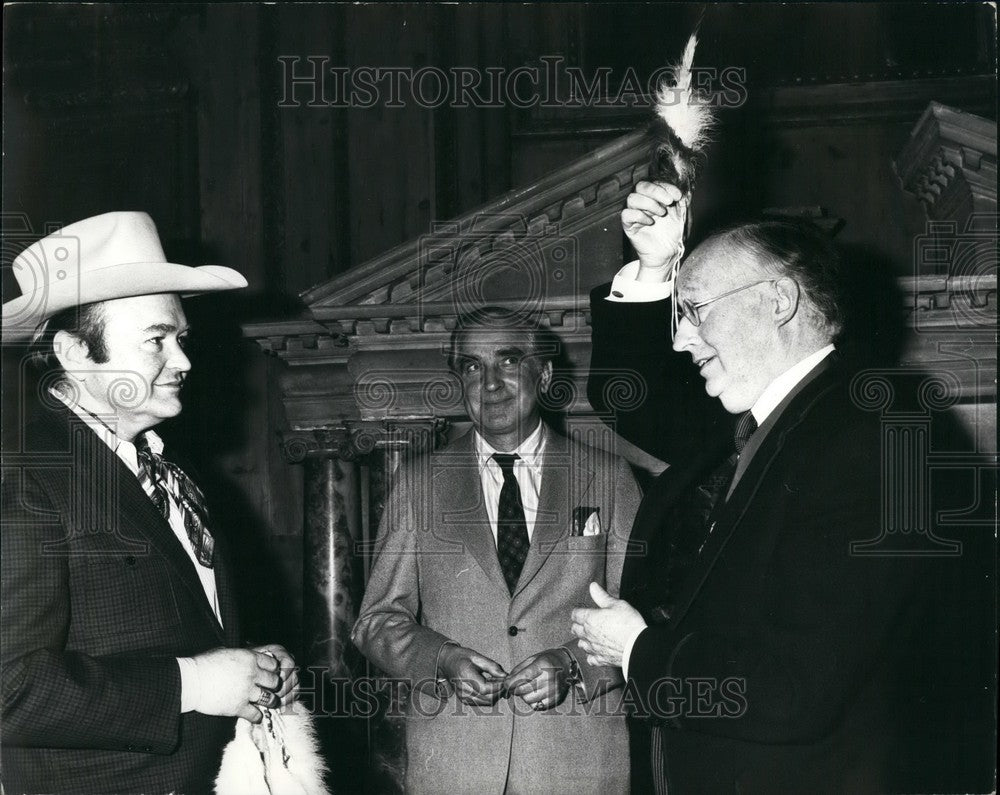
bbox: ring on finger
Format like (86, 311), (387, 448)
(253, 686), (275, 708)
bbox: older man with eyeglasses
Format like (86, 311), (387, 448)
(579, 181), (994, 793)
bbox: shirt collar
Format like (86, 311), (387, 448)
(751, 344), (835, 426)
(474, 420), (546, 474)
(49, 387), (165, 474)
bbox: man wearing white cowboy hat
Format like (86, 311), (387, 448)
(2, 212), (299, 793)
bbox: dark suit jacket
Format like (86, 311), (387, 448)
(589, 289), (995, 793)
(1, 404), (242, 794)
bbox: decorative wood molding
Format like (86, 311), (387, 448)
(241, 319), (347, 362)
(515, 76), (997, 137)
(300, 127), (652, 315)
(895, 102), (997, 222)
(280, 419), (449, 463)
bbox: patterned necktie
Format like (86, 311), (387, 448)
(135, 435), (215, 568)
(733, 410), (758, 456)
(493, 453), (529, 595)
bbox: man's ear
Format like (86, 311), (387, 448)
(538, 360), (553, 393)
(773, 278), (800, 327)
(53, 330), (90, 377)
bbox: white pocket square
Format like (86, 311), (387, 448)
(572, 506), (602, 537)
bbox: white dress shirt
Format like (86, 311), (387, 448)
(605, 259), (674, 303)
(474, 421), (546, 544)
(750, 344), (835, 426)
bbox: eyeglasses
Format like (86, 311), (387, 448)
(671, 280), (776, 336)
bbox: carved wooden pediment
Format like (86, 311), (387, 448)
(301, 127), (651, 331)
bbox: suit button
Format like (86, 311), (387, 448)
(508, 626), (518, 636)
(124, 555), (137, 567)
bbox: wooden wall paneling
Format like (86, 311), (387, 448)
(177, 4), (304, 650)
(473, 4), (516, 210)
(188, 5), (266, 283)
(344, 5), (436, 267)
(430, 4), (510, 220)
(273, 5), (352, 290)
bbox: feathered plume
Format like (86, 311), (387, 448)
(649, 31), (716, 198)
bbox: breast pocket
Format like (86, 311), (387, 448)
(70, 553), (185, 652)
(566, 534), (608, 552)
(559, 533), (610, 584)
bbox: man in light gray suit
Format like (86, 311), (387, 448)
(353, 308), (641, 794)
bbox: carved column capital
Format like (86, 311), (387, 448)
(895, 102), (997, 223)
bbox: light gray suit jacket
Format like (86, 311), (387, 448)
(352, 426), (641, 794)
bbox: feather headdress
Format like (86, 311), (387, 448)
(650, 32), (716, 199)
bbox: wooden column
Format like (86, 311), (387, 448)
(282, 428), (372, 675)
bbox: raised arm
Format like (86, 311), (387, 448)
(588, 181), (731, 466)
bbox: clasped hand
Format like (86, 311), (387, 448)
(621, 180), (687, 276)
(438, 644), (573, 710)
(188, 644), (299, 723)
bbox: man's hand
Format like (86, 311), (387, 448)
(437, 644), (506, 706)
(503, 648), (573, 711)
(187, 647), (286, 723)
(621, 181), (687, 278)
(571, 583), (647, 668)
(252, 644), (300, 707)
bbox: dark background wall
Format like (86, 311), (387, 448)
(3, 2), (996, 655)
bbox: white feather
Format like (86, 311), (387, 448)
(654, 33), (715, 152)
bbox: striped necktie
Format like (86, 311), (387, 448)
(733, 410), (758, 455)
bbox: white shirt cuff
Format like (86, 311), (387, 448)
(621, 624), (648, 681)
(176, 657), (200, 713)
(605, 260), (674, 303)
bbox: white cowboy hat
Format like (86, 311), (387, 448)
(2, 211), (248, 342)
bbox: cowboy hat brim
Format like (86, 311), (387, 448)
(2, 260), (248, 343)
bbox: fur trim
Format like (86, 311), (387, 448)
(215, 705), (330, 795)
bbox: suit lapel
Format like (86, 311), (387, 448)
(515, 431), (594, 596)
(434, 434), (510, 595)
(119, 477), (226, 637)
(620, 443), (723, 600)
(45, 408), (226, 638)
(212, 533), (242, 643)
(666, 360), (843, 630)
